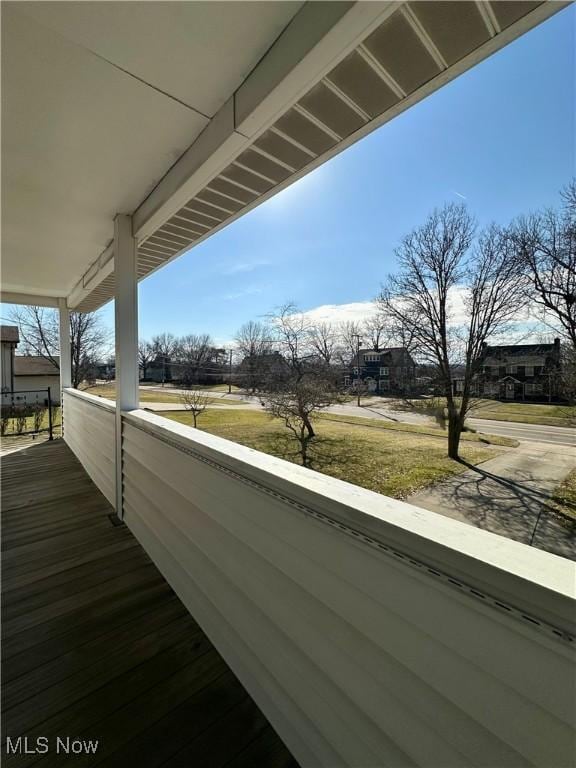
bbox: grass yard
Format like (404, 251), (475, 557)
(408, 397), (575, 428)
(160, 408), (506, 499)
(84, 384), (243, 406)
(140, 382), (243, 393)
(1, 407), (61, 436)
(550, 470), (576, 522)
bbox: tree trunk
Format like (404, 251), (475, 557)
(192, 413), (197, 428)
(302, 413), (315, 438)
(448, 413), (463, 459)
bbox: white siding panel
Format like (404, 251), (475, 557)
(121, 411), (576, 768)
(63, 389), (115, 506)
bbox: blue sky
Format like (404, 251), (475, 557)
(4, 6), (574, 344)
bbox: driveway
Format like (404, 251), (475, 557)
(409, 442), (576, 560)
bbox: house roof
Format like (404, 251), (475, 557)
(483, 342), (559, 358)
(0, 325), (19, 343)
(14, 356), (60, 376)
(357, 348), (414, 366)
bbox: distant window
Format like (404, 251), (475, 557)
(525, 366), (534, 377)
(353, 367), (359, 375)
(379, 379), (390, 391)
(344, 376), (351, 387)
(506, 365), (516, 375)
(380, 366), (389, 376)
(365, 353), (380, 362)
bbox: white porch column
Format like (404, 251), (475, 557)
(58, 298), (72, 436)
(114, 214), (138, 517)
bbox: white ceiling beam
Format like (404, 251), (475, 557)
(0, 291), (60, 308)
(67, 242), (114, 310)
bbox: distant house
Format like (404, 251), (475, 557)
(1, 325), (19, 392)
(453, 339), (562, 401)
(14, 356), (61, 403)
(347, 348), (416, 394)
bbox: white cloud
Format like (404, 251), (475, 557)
(296, 287), (530, 331)
(222, 285), (265, 301)
(221, 260), (270, 275)
(298, 301), (379, 326)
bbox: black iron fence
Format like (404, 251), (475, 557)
(0, 389), (60, 441)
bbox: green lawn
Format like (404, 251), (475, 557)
(84, 384), (244, 406)
(159, 408), (506, 499)
(1, 407), (61, 436)
(140, 382), (243, 393)
(550, 470), (576, 522)
(408, 397), (575, 428)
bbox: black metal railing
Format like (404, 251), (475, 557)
(0, 388), (60, 441)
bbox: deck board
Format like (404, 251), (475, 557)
(1, 439), (298, 768)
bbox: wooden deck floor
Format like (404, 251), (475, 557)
(1, 439), (298, 768)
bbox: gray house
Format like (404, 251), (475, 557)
(453, 339), (563, 401)
(347, 347), (416, 394)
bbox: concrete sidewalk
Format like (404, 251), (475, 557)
(409, 442), (576, 560)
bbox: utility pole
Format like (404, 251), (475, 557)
(353, 334), (362, 407)
(228, 348), (233, 394)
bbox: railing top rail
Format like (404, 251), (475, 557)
(1, 388), (52, 395)
(123, 408), (575, 637)
(63, 387), (115, 413)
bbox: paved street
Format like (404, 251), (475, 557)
(468, 418), (575, 446)
(409, 442), (576, 560)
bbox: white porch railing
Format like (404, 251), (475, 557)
(63, 389), (576, 768)
(63, 388), (115, 506)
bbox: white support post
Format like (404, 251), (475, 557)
(114, 214), (139, 518)
(58, 298), (72, 436)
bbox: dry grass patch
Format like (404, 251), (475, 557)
(160, 409), (505, 499)
(84, 384), (243, 406)
(550, 470), (576, 522)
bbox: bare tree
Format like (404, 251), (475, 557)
(261, 378), (341, 467)
(378, 204), (527, 459)
(179, 388), (210, 428)
(268, 302), (312, 378)
(308, 321), (338, 366)
(151, 332), (177, 384)
(176, 333), (215, 384)
(8, 306), (110, 388)
(138, 340), (155, 380)
(363, 313), (390, 351)
(337, 320), (363, 365)
(511, 180), (576, 350)
(234, 320), (271, 392)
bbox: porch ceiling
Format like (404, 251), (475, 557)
(1, 1), (567, 312)
(1, 0), (304, 299)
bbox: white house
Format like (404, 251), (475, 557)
(13, 355), (60, 403)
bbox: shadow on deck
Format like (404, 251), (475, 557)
(1, 439), (298, 768)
